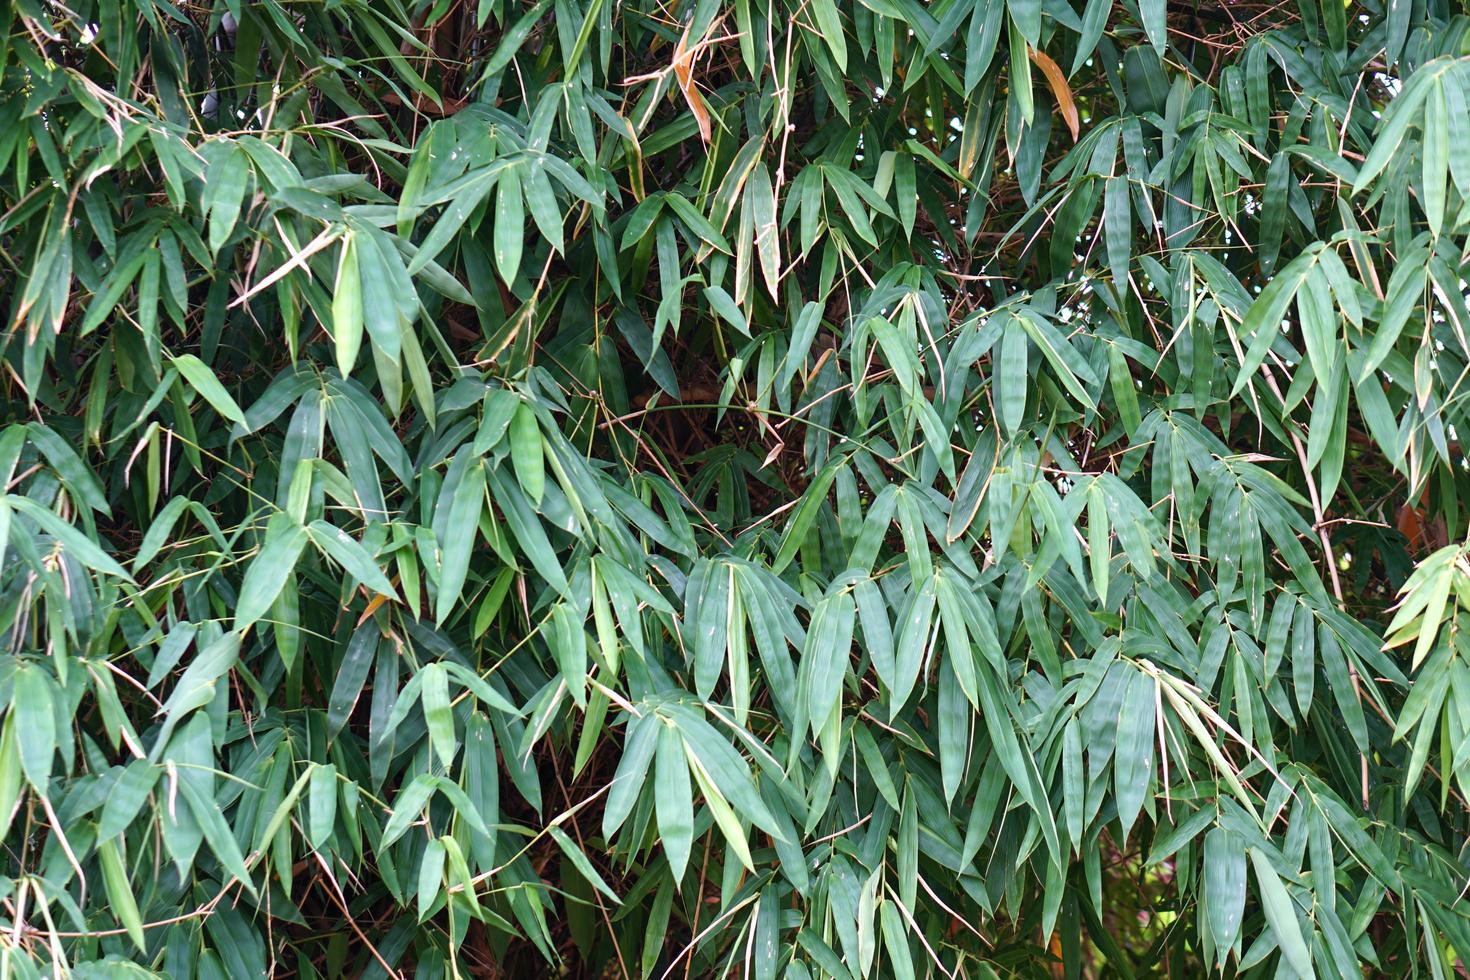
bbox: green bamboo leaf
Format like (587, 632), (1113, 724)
(891, 575), (936, 716)
(328, 629), (378, 741)
(935, 570), (977, 707)
(308, 763), (338, 849)
(998, 318), (1029, 434)
(1073, 0), (1109, 73)
(801, 586), (856, 739)
(1062, 721), (1084, 847)
(750, 162), (781, 300)
(235, 514), (310, 631)
(177, 775), (255, 894)
(686, 746), (754, 871)
(1291, 603), (1316, 716)
(688, 559), (730, 699)
(655, 722), (693, 881)
(1204, 828), (1246, 960)
(333, 232), (365, 376)
(171, 354), (245, 425)
(421, 663), (458, 767)
(1231, 252), (1313, 396)
(494, 166), (524, 285)
(1259, 153), (1290, 273)
(205, 143), (250, 255)
(1103, 175), (1131, 289)
(407, 170), (498, 275)
(809, 0), (848, 71)
(355, 230), (405, 365)
(1423, 81), (1448, 235)
(1249, 848), (1313, 978)
(1362, 251), (1427, 379)
(524, 161), (565, 253)
(7, 496), (131, 580)
(13, 666), (56, 792)
(480, 0), (554, 77)
(772, 456), (843, 573)
(1016, 308), (1098, 408)
(548, 825), (620, 902)
(382, 775), (439, 849)
(603, 712), (657, 837)
(25, 423), (109, 515)
(1114, 669), (1155, 839)
(488, 469), (569, 593)
(1009, 17), (1034, 121)
(417, 837), (446, 920)
(309, 521), (395, 598)
(1352, 68), (1433, 194)
(98, 837), (147, 952)
(99, 761), (161, 840)
(509, 402), (545, 506)
(436, 457), (486, 625)
(1140, 0), (1167, 54)
(1010, 0), (1041, 45)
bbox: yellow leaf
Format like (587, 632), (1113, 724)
(673, 28), (712, 144)
(1029, 48), (1080, 142)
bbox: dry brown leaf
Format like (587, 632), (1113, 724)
(674, 29), (712, 144)
(1029, 48), (1079, 142)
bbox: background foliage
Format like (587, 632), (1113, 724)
(1, 0), (1469, 975)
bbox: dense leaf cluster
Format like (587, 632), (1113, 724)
(1, 0), (1468, 975)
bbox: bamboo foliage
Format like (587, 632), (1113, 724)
(0, 0), (1468, 976)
